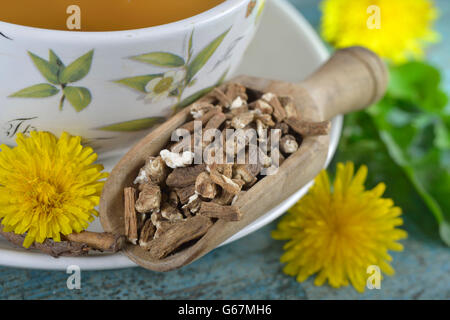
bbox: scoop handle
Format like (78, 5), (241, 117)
(301, 46), (388, 120)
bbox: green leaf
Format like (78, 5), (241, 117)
(96, 117), (165, 132)
(365, 62), (450, 245)
(49, 50), (65, 69)
(440, 221), (450, 247)
(130, 52), (185, 67)
(255, 0), (266, 24)
(388, 61), (448, 114)
(186, 29), (230, 83)
(28, 51), (60, 84)
(175, 68), (230, 111)
(331, 112), (441, 241)
(63, 86), (92, 112)
(187, 78), (197, 87)
(9, 83), (59, 98)
(48, 50), (66, 84)
(59, 50), (94, 84)
(114, 74), (162, 93)
(188, 30), (194, 62)
(435, 119), (450, 150)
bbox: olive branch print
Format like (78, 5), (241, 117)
(9, 50), (94, 112)
(98, 28), (230, 132)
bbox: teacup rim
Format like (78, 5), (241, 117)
(0, 0), (246, 39)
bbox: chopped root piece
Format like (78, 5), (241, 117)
(211, 87), (232, 107)
(213, 189), (236, 205)
(135, 183), (161, 214)
(195, 172), (218, 199)
(262, 92), (286, 122)
(168, 191), (179, 207)
(124, 187), (138, 244)
(280, 134), (299, 154)
(65, 231), (125, 252)
(231, 112), (254, 129)
(205, 112), (226, 131)
(161, 203), (184, 222)
(166, 164), (207, 188)
(151, 211), (165, 227)
(190, 101), (215, 119)
(255, 113), (275, 127)
(181, 193), (202, 216)
(180, 106), (222, 132)
(279, 96), (298, 118)
(284, 117), (331, 137)
(209, 163), (233, 178)
(233, 164), (258, 186)
(229, 105), (249, 117)
(253, 99), (273, 114)
(134, 156), (168, 185)
(210, 171), (244, 195)
(274, 122), (289, 135)
(175, 185), (196, 204)
(139, 219), (156, 249)
(225, 83), (248, 101)
(154, 220), (175, 239)
(199, 202), (242, 221)
(230, 97), (246, 109)
(149, 216), (213, 259)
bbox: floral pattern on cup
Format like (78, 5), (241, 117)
(144, 70), (186, 103)
(114, 28), (229, 106)
(0, 0), (264, 154)
(96, 28), (231, 132)
(9, 50), (94, 112)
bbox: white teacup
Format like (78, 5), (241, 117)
(0, 0), (265, 158)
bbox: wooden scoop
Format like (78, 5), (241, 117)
(99, 46), (388, 271)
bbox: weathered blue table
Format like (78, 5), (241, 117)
(1, 0), (449, 299)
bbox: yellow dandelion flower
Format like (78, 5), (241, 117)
(0, 131), (108, 248)
(272, 162), (407, 293)
(320, 0), (439, 64)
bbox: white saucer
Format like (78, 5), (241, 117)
(0, 0), (342, 270)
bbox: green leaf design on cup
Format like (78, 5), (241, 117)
(114, 74), (163, 93)
(49, 49), (65, 69)
(63, 86), (92, 112)
(186, 29), (230, 84)
(28, 52), (60, 85)
(9, 83), (59, 98)
(255, 0), (266, 24)
(96, 117), (165, 132)
(175, 68), (229, 111)
(130, 52), (185, 68)
(59, 50), (94, 83)
(114, 27), (230, 110)
(10, 49), (94, 112)
(105, 30), (232, 133)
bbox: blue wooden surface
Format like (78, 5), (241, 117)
(1, 0), (449, 300)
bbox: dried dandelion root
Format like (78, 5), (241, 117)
(123, 82), (330, 259)
(64, 231), (125, 252)
(0, 223), (124, 257)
